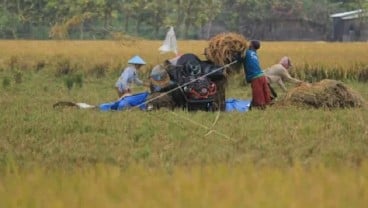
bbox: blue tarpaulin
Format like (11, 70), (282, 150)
(225, 98), (251, 112)
(98, 92), (250, 112)
(99, 92), (149, 111)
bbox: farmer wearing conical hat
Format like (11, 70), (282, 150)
(115, 55), (146, 98)
(149, 64), (173, 93)
(242, 40), (271, 109)
(264, 56), (304, 92)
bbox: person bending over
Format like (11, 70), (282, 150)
(264, 56), (303, 92)
(115, 55), (146, 98)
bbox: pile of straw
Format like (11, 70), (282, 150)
(205, 32), (248, 67)
(279, 79), (365, 108)
(146, 92), (176, 110)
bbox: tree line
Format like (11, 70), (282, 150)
(0, 0), (366, 40)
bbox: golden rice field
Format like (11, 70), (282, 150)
(0, 40), (368, 207)
(0, 40), (367, 73)
(1, 164), (367, 208)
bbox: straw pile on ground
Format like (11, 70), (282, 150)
(205, 32), (247, 70)
(146, 92), (176, 110)
(279, 79), (365, 108)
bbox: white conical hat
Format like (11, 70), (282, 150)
(128, 55), (146, 65)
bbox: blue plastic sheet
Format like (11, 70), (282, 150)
(98, 92), (250, 112)
(99, 92), (149, 111)
(225, 98), (251, 112)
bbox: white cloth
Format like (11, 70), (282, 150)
(159, 26), (178, 55)
(75, 103), (96, 109)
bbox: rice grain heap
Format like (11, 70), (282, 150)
(279, 79), (365, 108)
(205, 32), (248, 67)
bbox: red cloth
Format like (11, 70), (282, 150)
(251, 76), (271, 107)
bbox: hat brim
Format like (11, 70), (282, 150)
(128, 56), (146, 65)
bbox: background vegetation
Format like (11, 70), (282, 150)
(1, 0), (367, 39)
(0, 40), (368, 207)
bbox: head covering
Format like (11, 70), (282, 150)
(149, 64), (171, 87)
(128, 55), (146, 65)
(250, 40), (261, 50)
(279, 56), (292, 69)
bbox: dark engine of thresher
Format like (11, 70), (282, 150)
(148, 54), (227, 111)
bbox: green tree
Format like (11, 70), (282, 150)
(0, 8), (21, 38)
(143, 0), (170, 38)
(1, 0), (365, 40)
(47, 0), (103, 39)
(0, 0), (48, 38)
(195, 0), (223, 39)
(329, 0), (368, 10)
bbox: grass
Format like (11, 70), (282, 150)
(0, 164), (367, 208)
(0, 40), (368, 207)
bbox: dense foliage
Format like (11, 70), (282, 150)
(0, 0), (367, 40)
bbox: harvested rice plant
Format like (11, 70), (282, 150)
(0, 40), (368, 207)
(279, 79), (365, 108)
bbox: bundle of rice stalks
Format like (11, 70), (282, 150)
(279, 79), (365, 108)
(203, 33), (247, 110)
(205, 32), (248, 69)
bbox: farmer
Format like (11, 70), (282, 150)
(264, 56), (303, 92)
(242, 40), (271, 109)
(149, 64), (173, 93)
(115, 55), (146, 98)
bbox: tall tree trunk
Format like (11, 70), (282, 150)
(183, 22), (190, 39)
(124, 14), (130, 32)
(79, 22), (84, 40)
(104, 8), (112, 29)
(136, 16), (142, 35)
(154, 13), (161, 38)
(206, 20), (213, 39)
(181, 1), (193, 39)
(176, 0), (189, 39)
(12, 29), (18, 39)
(104, 12), (108, 28)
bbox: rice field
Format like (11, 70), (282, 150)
(0, 40), (368, 207)
(0, 40), (367, 75)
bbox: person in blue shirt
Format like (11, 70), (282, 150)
(115, 55), (146, 98)
(243, 40), (271, 109)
